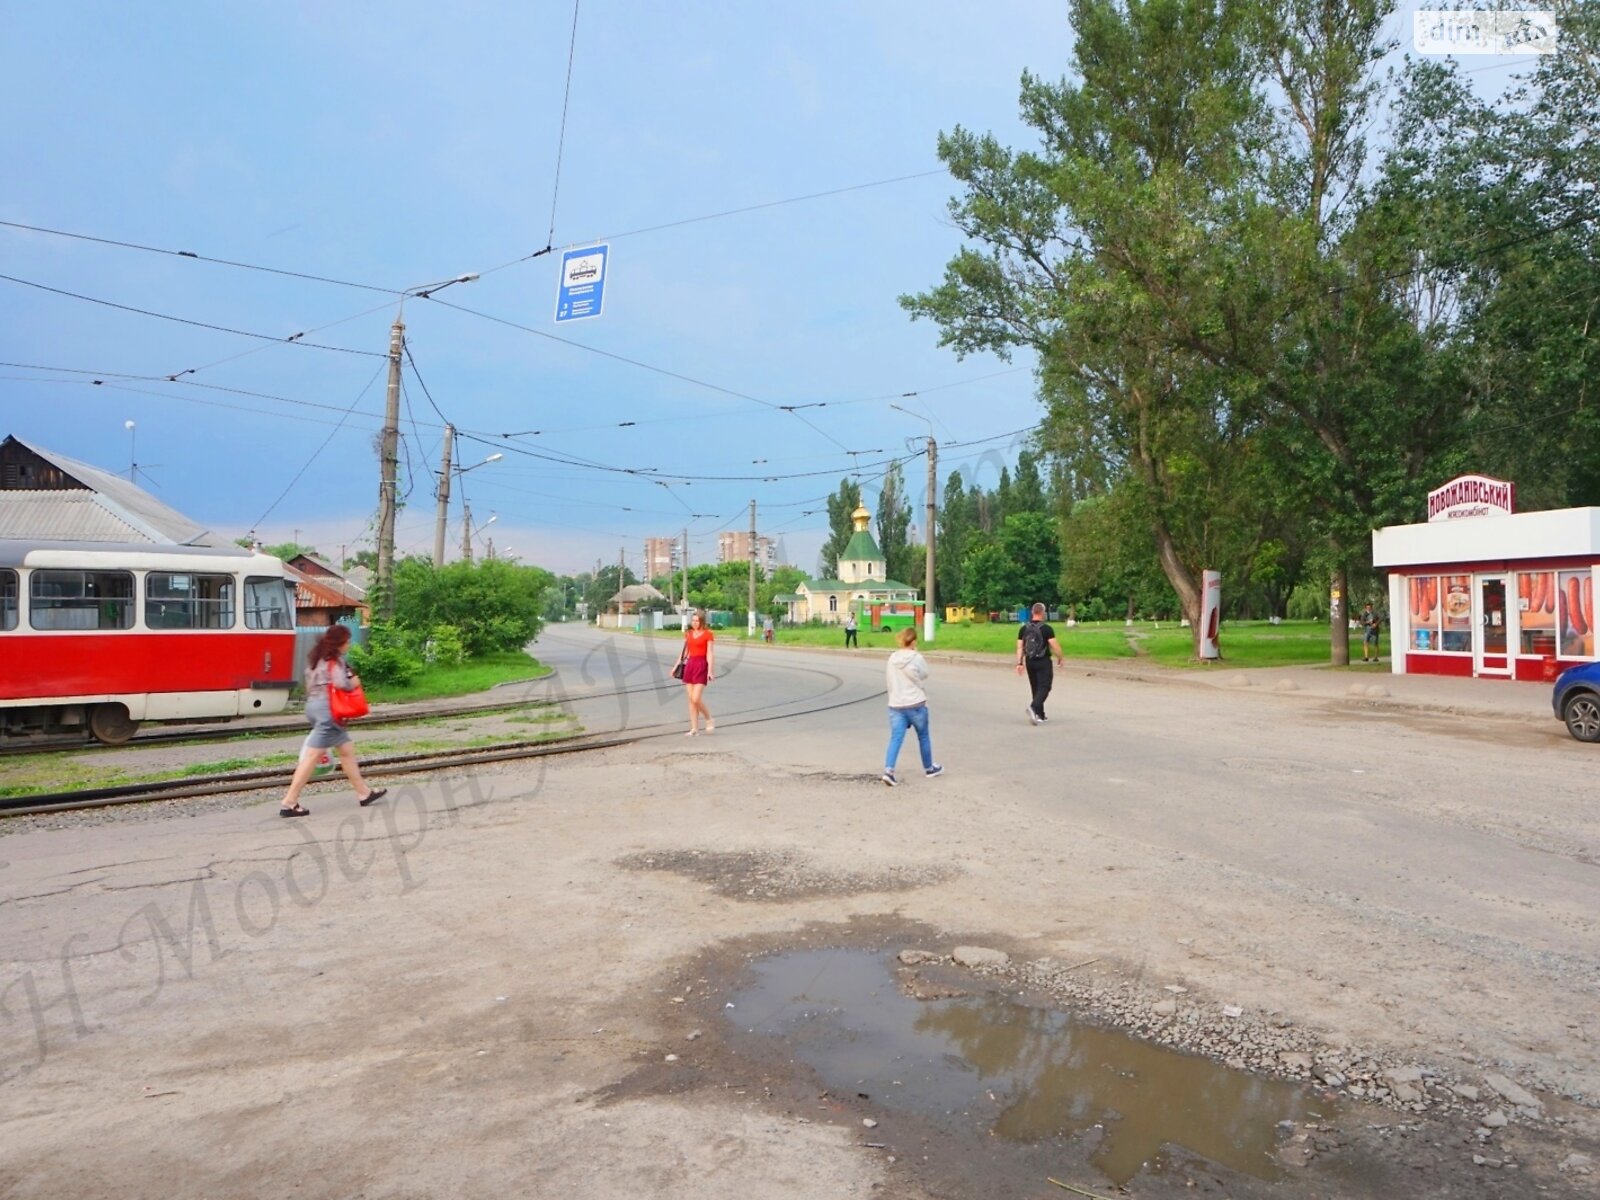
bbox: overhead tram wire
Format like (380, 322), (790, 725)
(546, 0), (582, 250)
(249, 361), (388, 531)
(0, 272), (385, 359)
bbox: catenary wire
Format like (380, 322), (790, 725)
(547, 0), (582, 248)
(250, 362), (388, 530)
(0, 272), (385, 358)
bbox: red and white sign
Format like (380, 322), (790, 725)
(1199, 570), (1221, 659)
(1427, 474), (1515, 523)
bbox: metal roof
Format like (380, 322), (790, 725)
(0, 538), (280, 571)
(0, 436), (220, 545)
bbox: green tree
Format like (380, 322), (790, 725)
(820, 477), (863, 579)
(1000, 511), (1062, 608)
(874, 461), (913, 582)
(937, 469), (975, 607)
(1011, 449), (1047, 515)
(392, 559), (552, 656)
(960, 536), (1016, 612)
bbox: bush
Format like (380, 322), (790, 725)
(392, 559), (552, 657)
(420, 623), (466, 667)
(348, 623), (423, 687)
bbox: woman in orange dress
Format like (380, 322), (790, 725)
(681, 609), (716, 735)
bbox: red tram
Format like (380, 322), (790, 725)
(0, 540), (298, 744)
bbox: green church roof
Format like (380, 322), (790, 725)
(839, 530), (883, 563)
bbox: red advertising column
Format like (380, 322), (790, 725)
(1199, 570), (1222, 659)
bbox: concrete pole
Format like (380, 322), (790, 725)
(375, 316), (404, 617)
(747, 499), (757, 636)
(432, 425), (454, 568)
(925, 436), (937, 643)
(681, 526), (689, 613)
(461, 496), (474, 563)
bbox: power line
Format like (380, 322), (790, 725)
(548, 0), (582, 248)
(250, 362), (388, 530)
(0, 219), (402, 294)
(0, 272), (385, 358)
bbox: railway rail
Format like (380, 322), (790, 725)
(2, 654), (878, 819)
(0, 677), (677, 757)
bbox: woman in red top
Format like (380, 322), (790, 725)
(681, 609), (716, 735)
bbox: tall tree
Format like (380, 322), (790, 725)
(820, 477), (863, 579)
(875, 461), (913, 581)
(1012, 449), (1047, 514)
(937, 469), (974, 606)
(904, 0), (1267, 652)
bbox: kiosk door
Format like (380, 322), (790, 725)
(1475, 575), (1510, 676)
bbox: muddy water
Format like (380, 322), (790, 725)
(728, 948), (1327, 1187)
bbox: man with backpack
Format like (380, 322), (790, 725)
(1016, 602), (1066, 725)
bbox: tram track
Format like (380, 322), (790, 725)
(1, 645), (881, 818)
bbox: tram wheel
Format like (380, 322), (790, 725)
(89, 704), (140, 746)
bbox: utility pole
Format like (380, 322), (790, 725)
(432, 425), (454, 568)
(925, 435), (937, 643)
(460, 495), (475, 563)
(375, 315), (404, 618)
(682, 527), (689, 614)
(619, 546), (626, 628)
(747, 498), (757, 637)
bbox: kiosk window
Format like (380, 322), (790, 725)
(146, 572), (236, 629)
(1408, 576), (1440, 651)
(0, 569), (16, 631)
(244, 576), (294, 629)
(29, 570), (135, 630)
(1558, 569), (1595, 660)
(1518, 571), (1557, 656)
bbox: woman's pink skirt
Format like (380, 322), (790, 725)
(682, 656), (709, 685)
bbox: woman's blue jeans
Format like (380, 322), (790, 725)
(885, 703), (932, 772)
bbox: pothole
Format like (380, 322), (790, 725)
(728, 947), (1323, 1186)
(616, 848), (957, 901)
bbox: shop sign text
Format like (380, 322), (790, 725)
(1427, 474), (1516, 523)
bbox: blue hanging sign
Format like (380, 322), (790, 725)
(555, 243), (609, 322)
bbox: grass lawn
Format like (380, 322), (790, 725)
(634, 619), (1368, 668)
(366, 651), (551, 703)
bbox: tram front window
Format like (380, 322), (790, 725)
(244, 576), (295, 630)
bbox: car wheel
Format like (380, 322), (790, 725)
(1562, 690), (1600, 743)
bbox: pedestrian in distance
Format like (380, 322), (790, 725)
(278, 625), (386, 817)
(1017, 602), (1067, 725)
(844, 610), (859, 648)
(882, 626), (942, 787)
(682, 608), (716, 735)
(763, 614), (774, 644)
(1361, 602), (1382, 663)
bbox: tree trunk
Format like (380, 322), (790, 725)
(1330, 564), (1350, 666)
(1153, 524), (1203, 655)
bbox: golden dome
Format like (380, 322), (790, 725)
(851, 504), (871, 532)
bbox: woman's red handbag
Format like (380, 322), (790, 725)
(329, 680), (370, 723)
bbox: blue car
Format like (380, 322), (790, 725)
(1553, 661), (1600, 742)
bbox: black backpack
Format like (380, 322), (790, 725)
(1021, 622), (1048, 659)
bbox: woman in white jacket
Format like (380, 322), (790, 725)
(882, 627), (943, 787)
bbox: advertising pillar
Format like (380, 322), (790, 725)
(1199, 570), (1222, 659)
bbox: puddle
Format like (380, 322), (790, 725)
(727, 948), (1327, 1187)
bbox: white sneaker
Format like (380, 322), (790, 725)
(1026, 706), (1041, 726)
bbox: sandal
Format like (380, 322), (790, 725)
(358, 788), (388, 807)
(279, 804), (310, 818)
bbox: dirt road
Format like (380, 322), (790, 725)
(2, 626), (1595, 1197)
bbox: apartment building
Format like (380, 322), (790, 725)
(643, 536), (681, 582)
(717, 530), (777, 577)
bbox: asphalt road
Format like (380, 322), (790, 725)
(1, 624), (1594, 1198)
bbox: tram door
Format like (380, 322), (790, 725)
(1475, 575), (1510, 677)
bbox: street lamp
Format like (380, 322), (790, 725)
(376, 272), (479, 614)
(890, 403), (938, 643)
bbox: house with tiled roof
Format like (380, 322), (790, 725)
(795, 504), (919, 625)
